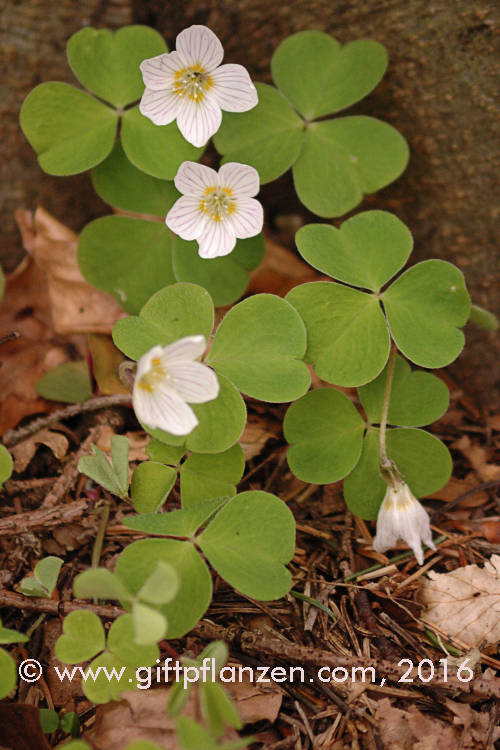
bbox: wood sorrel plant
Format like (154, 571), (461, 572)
(17, 20), (473, 741)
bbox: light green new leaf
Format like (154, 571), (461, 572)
(0, 619), (28, 645)
(92, 141), (180, 215)
(115, 539), (213, 638)
(122, 106), (203, 179)
(131, 462), (176, 513)
(107, 613), (159, 666)
(284, 389), (365, 484)
(343, 427), (452, 519)
(0, 649), (16, 700)
(148, 374), (246, 455)
(293, 117), (409, 217)
(146, 441), (185, 465)
(172, 234), (265, 307)
(201, 680), (242, 738)
(73, 568), (130, 602)
(198, 491), (296, 600)
(138, 560), (179, 605)
(286, 282), (390, 386)
(113, 282), (214, 361)
(111, 435), (130, 496)
(180, 444), (245, 507)
(213, 83), (303, 184)
(296, 211), (413, 291)
(67, 26), (167, 108)
(78, 441), (128, 498)
(78, 216), (175, 314)
(383, 260), (471, 368)
(20, 83), (117, 175)
(124, 497), (229, 537)
(271, 31), (387, 120)
(132, 602), (167, 645)
(20, 556), (63, 598)
(358, 356), (449, 427)
(207, 294), (310, 402)
(40, 708), (59, 734)
(0, 445), (13, 489)
(36, 361), (92, 403)
(55, 610), (105, 664)
(83, 652), (136, 704)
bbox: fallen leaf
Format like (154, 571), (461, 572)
(16, 207), (124, 335)
(248, 237), (322, 296)
(89, 334), (129, 395)
(239, 414), (280, 461)
(445, 698), (500, 745)
(427, 474), (488, 506)
(224, 664), (283, 723)
(374, 699), (458, 750)
(11, 427), (69, 472)
(451, 435), (500, 482)
(0, 704), (50, 750)
(419, 555), (500, 648)
(96, 427), (148, 463)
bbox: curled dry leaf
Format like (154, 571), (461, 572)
(15, 207), (124, 335)
(224, 664), (283, 723)
(419, 555), (500, 648)
(239, 413), (280, 461)
(10, 426), (69, 472)
(248, 237), (322, 296)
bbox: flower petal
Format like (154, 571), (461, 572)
(218, 162), (260, 197)
(134, 384), (198, 435)
(229, 197), (264, 239)
(136, 345), (165, 381)
(168, 361), (219, 403)
(211, 63), (258, 112)
(176, 95), (222, 148)
(166, 195), (206, 240)
(162, 335), (207, 365)
(139, 87), (182, 126)
(140, 51), (185, 91)
(197, 220), (236, 258)
(176, 25), (224, 72)
(174, 161), (220, 196)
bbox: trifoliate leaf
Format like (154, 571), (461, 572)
(284, 388), (365, 484)
(124, 498), (229, 538)
(78, 216), (175, 314)
(107, 614), (159, 667)
(137, 561), (179, 605)
(132, 602), (167, 645)
(83, 652), (136, 704)
(180, 444), (245, 507)
(146, 441), (185, 466)
(20, 83), (117, 175)
(67, 26), (167, 108)
(131, 462), (177, 513)
(20, 556), (63, 598)
(73, 568), (130, 602)
(383, 260), (470, 368)
(286, 282), (390, 386)
(295, 211), (413, 291)
(55, 610), (105, 664)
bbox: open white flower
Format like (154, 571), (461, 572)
(132, 336), (219, 436)
(373, 480), (436, 565)
(139, 25), (258, 147)
(166, 161), (264, 258)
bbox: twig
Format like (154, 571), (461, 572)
(2, 394), (131, 448)
(0, 590), (124, 619)
(0, 499), (93, 537)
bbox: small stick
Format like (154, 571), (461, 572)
(0, 499), (92, 538)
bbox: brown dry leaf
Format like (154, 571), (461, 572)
(16, 206), (124, 335)
(89, 334), (129, 395)
(248, 237), (322, 296)
(239, 413), (280, 461)
(374, 699), (458, 750)
(451, 435), (500, 482)
(224, 665), (283, 723)
(11, 426), (69, 472)
(96, 426), (149, 463)
(419, 554), (500, 648)
(445, 698), (500, 745)
(0, 704), (51, 750)
(427, 474), (489, 505)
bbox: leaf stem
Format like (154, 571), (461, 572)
(379, 344), (398, 480)
(91, 491), (112, 569)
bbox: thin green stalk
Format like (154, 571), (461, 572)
(91, 493), (112, 569)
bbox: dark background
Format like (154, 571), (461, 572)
(2, 0), (499, 406)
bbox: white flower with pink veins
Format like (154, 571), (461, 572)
(139, 25), (258, 147)
(166, 161), (264, 259)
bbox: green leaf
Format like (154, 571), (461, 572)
(21, 556), (63, 598)
(122, 106), (203, 179)
(468, 303), (498, 331)
(59, 742), (91, 750)
(296, 211), (413, 291)
(138, 560), (179, 605)
(286, 282), (390, 386)
(198, 491), (295, 600)
(131, 462), (176, 513)
(0, 445), (13, 489)
(83, 651), (136, 704)
(59, 711), (80, 737)
(132, 602), (167, 645)
(0, 649), (16, 699)
(358, 355), (449, 427)
(172, 234), (264, 307)
(0, 619), (28, 645)
(343, 427), (452, 519)
(383, 260), (471, 368)
(293, 117), (409, 217)
(146, 441), (185, 466)
(40, 708), (59, 733)
(111, 435), (130, 496)
(284, 388), (365, 484)
(78, 443), (128, 498)
(115, 539), (212, 638)
(271, 32), (387, 120)
(107, 613), (159, 667)
(67, 26), (167, 108)
(113, 282), (214, 360)
(92, 141), (180, 215)
(78, 216), (175, 314)
(0, 266), (5, 301)
(201, 681), (242, 738)
(149, 374), (246, 455)
(199, 641), (229, 673)
(36, 361), (92, 403)
(207, 294), (310, 402)
(180, 444), (245, 507)
(124, 497), (229, 537)
(55, 610), (105, 664)
(20, 83), (117, 175)
(73, 568), (130, 602)
(214, 83), (303, 183)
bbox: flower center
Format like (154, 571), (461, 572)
(137, 357), (169, 393)
(172, 65), (214, 102)
(199, 187), (236, 223)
